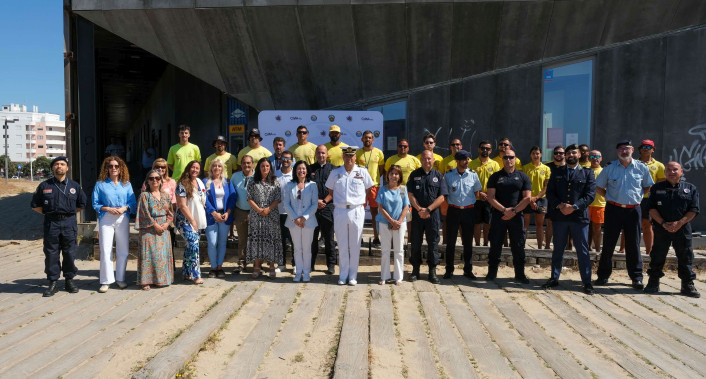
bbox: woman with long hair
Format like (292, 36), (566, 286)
(246, 157), (282, 278)
(136, 169), (173, 290)
(204, 159), (236, 278)
(175, 160), (207, 284)
(376, 165), (409, 285)
(283, 160), (318, 282)
(142, 158), (177, 208)
(92, 156), (137, 293)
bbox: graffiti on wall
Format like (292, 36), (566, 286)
(669, 124), (706, 172)
(424, 119), (477, 153)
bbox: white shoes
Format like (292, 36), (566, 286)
(116, 281), (128, 289)
(98, 284), (109, 293)
(338, 280), (346, 285)
(348, 279), (357, 286)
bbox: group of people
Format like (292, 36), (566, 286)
(31, 124), (700, 300)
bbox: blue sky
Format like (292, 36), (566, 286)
(0, 0), (64, 118)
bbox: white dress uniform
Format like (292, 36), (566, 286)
(325, 163), (374, 284)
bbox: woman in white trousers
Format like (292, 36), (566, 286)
(376, 165), (409, 285)
(283, 160), (319, 282)
(92, 156), (136, 293)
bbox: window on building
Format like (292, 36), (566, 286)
(38, 136), (43, 140)
(541, 58), (593, 158)
(38, 145), (44, 148)
(367, 100), (407, 156)
(48, 127), (52, 131)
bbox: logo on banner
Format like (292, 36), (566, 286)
(374, 130), (380, 138)
(328, 115), (335, 122)
(276, 115), (281, 121)
(347, 115), (352, 122)
(285, 130), (292, 137)
(311, 115), (318, 121)
(361, 117), (373, 121)
(356, 131), (362, 137)
(320, 131), (326, 136)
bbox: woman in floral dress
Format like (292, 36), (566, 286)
(175, 160), (207, 284)
(246, 157), (282, 278)
(136, 169), (174, 290)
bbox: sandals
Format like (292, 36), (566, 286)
(142, 285), (151, 291)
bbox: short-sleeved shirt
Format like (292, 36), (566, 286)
(416, 152), (444, 171)
(236, 145), (272, 170)
(589, 166), (606, 207)
(406, 168), (448, 208)
(167, 143), (201, 179)
(595, 159), (654, 205)
(641, 157), (666, 198)
(375, 186), (410, 225)
(31, 177), (87, 215)
(486, 169), (532, 215)
(325, 165), (374, 206)
(522, 162), (551, 198)
(356, 147), (385, 187)
(469, 158), (501, 192)
(579, 160), (591, 169)
(288, 142), (318, 165)
(385, 155), (421, 185)
(204, 152), (238, 179)
(439, 154), (457, 174)
(492, 155), (523, 172)
(231, 171), (254, 210)
(325, 141), (349, 167)
(444, 169), (482, 207)
(648, 180), (700, 223)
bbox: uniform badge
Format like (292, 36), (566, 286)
(416, 186), (420, 189)
(432, 177), (438, 183)
(337, 174), (341, 179)
(651, 166), (656, 170)
(657, 201), (662, 205)
(414, 177), (421, 181)
(43, 189), (52, 193)
(44, 200), (48, 204)
(452, 186), (457, 192)
(684, 188), (690, 193)
(498, 178), (504, 183)
(69, 188), (76, 194)
(488, 168), (493, 172)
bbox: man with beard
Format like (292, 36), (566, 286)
(356, 130), (385, 246)
(588, 150), (605, 252)
(439, 138), (463, 244)
(485, 149), (532, 283)
(492, 137), (522, 172)
(309, 145), (337, 274)
(324, 125), (348, 167)
(594, 140), (654, 290)
(578, 144), (591, 168)
(542, 144), (596, 294)
(268, 137), (286, 176)
(205, 135), (238, 178)
(544, 145), (566, 249)
(236, 128), (272, 171)
(276, 150), (294, 273)
(645, 162), (700, 297)
(469, 141), (500, 246)
(288, 125), (318, 165)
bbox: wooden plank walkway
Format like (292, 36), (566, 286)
(1, 238), (706, 378)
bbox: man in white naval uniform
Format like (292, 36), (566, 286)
(325, 146), (374, 285)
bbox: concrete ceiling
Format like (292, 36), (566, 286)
(73, 0), (706, 111)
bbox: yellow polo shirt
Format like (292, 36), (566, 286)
(416, 152), (444, 171)
(492, 155), (523, 172)
(385, 155), (421, 185)
(641, 158), (666, 198)
(288, 142), (318, 165)
(522, 162), (551, 197)
(439, 154), (457, 174)
(325, 141), (349, 167)
(356, 147), (385, 186)
(204, 152), (238, 178)
(469, 158), (501, 192)
(236, 145), (272, 170)
(590, 166), (606, 207)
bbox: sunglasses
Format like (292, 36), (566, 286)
(297, 189), (302, 200)
(281, 157), (292, 161)
(503, 156), (516, 160)
(148, 177), (161, 181)
(553, 152), (565, 155)
(589, 155), (601, 159)
(451, 143), (462, 146)
(479, 147), (492, 151)
(155, 166), (167, 169)
(297, 131), (308, 134)
(640, 145), (653, 150)
(398, 145), (409, 148)
(108, 164), (120, 169)
(498, 142), (510, 147)
(424, 141), (435, 145)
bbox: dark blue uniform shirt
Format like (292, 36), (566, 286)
(31, 177), (87, 215)
(309, 162), (335, 221)
(546, 165), (596, 224)
(406, 167), (448, 208)
(648, 181), (700, 225)
(486, 169), (531, 215)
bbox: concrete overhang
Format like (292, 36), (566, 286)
(72, 0), (706, 110)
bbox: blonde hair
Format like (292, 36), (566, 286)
(152, 158), (170, 179)
(205, 158), (225, 188)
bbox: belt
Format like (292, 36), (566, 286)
(46, 213), (73, 221)
(334, 204), (364, 209)
(607, 201), (639, 209)
(449, 204), (474, 209)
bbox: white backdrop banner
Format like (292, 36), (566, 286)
(257, 110), (384, 150)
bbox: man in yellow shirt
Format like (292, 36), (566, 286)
(288, 125), (318, 164)
(638, 139), (665, 254)
(492, 137), (522, 172)
(204, 135), (238, 178)
(416, 133), (443, 171)
(356, 130), (385, 246)
(324, 125), (348, 167)
(469, 140), (501, 246)
(167, 124), (201, 180)
(385, 139), (421, 185)
(579, 144), (591, 168)
(588, 150), (605, 252)
(236, 128), (272, 171)
(522, 146), (551, 249)
(438, 138), (463, 243)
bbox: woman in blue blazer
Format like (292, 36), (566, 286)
(204, 159), (237, 278)
(283, 160), (319, 282)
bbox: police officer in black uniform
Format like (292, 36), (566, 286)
(309, 145), (337, 274)
(644, 161), (700, 297)
(30, 156), (87, 297)
(407, 150), (448, 283)
(486, 149), (532, 283)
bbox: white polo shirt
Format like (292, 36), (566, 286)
(325, 165), (374, 207)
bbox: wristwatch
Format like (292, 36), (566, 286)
(572, 204), (579, 210)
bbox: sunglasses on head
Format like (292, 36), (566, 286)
(589, 155), (601, 159)
(503, 156), (515, 160)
